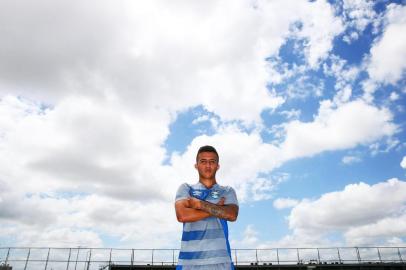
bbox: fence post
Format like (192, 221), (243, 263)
(4, 248), (10, 266)
(397, 247), (403, 263)
(86, 249), (92, 270)
(24, 248), (31, 270)
(355, 247), (361, 263)
(44, 248), (51, 270)
(377, 247), (382, 263)
(66, 248), (72, 270)
(131, 249), (134, 268)
(74, 248), (80, 270)
(276, 248), (280, 265)
(108, 248), (112, 269)
(296, 248), (300, 264)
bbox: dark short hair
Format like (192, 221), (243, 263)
(196, 145), (219, 162)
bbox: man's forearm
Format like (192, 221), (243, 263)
(175, 199), (212, 223)
(177, 207), (211, 222)
(198, 200), (238, 221)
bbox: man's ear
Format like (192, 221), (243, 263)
(194, 163), (198, 170)
(217, 163), (220, 170)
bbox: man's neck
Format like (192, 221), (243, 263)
(199, 178), (217, 189)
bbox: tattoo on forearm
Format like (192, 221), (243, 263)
(200, 201), (228, 219)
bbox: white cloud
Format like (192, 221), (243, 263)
(401, 156), (406, 169)
(0, 0), (347, 124)
(279, 109), (301, 120)
(295, 1), (344, 68)
(232, 225), (260, 248)
(342, 155), (362, 165)
(369, 137), (400, 156)
(281, 99), (397, 160)
(367, 4), (406, 85)
(344, 214), (406, 246)
(232, 224), (337, 250)
(0, 95), (182, 247)
(283, 75), (325, 100)
(0, 190), (180, 248)
(287, 178), (406, 245)
(390, 92), (400, 101)
(323, 55), (360, 92)
(0, 95), (174, 200)
(343, 31), (359, 44)
(273, 198), (299, 209)
(192, 115), (210, 125)
(248, 178), (275, 201)
(0, 0), (290, 125)
(342, 0), (377, 33)
(11, 227), (103, 247)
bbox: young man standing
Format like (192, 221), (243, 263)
(175, 145), (239, 270)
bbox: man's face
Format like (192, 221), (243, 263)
(195, 151), (219, 180)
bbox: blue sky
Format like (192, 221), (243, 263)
(0, 0), (406, 250)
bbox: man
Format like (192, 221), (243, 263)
(175, 145), (239, 270)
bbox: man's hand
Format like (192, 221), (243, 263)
(187, 196), (202, 210)
(187, 196), (238, 221)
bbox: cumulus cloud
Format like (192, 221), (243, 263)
(273, 198), (299, 209)
(344, 214), (406, 246)
(0, 95), (181, 247)
(390, 92), (400, 101)
(0, 0), (348, 124)
(9, 227), (103, 247)
(281, 99), (397, 160)
(232, 225), (260, 249)
(401, 156), (406, 169)
(341, 0), (377, 36)
(323, 55), (360, 92)
(0, 0), (292, 125)
(287, 179), (406, 245)
(367, 4), (406, 85)
(293, 1), (344, 68)
(0, 191), (180, 248)
(0, 95), (173, 200)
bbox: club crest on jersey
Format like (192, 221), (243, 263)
(210, 191), (220, 199)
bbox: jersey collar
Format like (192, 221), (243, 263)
(196, 182), (219, 190)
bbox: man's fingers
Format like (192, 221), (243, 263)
(218, 197), (225, 205)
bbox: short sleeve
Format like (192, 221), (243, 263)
(224, 186), (239, 206)
(175, 183), (190, 202)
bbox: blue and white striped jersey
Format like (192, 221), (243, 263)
(175, 182), (239, 270)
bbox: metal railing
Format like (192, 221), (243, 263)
(1, 246), (405, 269)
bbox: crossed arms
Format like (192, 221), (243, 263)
(175, 197), (239, 223)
